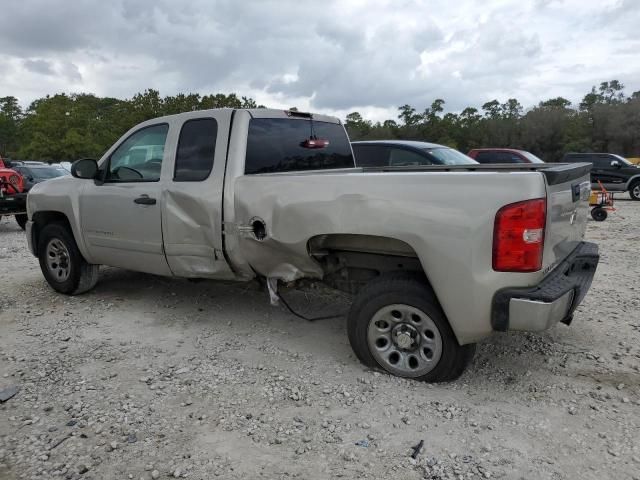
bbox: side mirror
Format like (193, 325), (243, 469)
(71, 158), (99, 179)
(611, 160), (621, 168)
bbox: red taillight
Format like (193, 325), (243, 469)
(493, 198), (546, 272)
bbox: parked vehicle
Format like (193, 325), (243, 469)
(468, 148), (544, 164)
(0, 156), (28, 229)
(562, 153), (640, 200)
(14, 160), (47, 165)
(589, 182), (615, 221)
(11, 162), (70, 192)
(26, 108), (599, 382)
(352, 140), (477, 166)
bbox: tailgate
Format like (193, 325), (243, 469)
(541, 163), (592, 272)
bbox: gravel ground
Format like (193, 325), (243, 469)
(1, 202), (639, 480)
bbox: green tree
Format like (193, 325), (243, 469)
(540, 97), (572, 109)
(0, 96), (23, 156)
(4, 80), (640, 162)
(397, 104), (422, 126)
(345, 112), (372, 139)
(481, 100), (501, 119)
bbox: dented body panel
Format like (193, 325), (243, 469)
(161, 109), (235, 279)
(230, 170), (550, 343)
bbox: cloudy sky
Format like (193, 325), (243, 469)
(1, 0), (638, 121)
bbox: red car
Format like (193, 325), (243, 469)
(0, 156), (28, 229)
(467, 148), (544, 164)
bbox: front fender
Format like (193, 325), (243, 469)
(28, 178), (93, 262)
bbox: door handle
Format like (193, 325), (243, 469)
(134, 195), (156, 205)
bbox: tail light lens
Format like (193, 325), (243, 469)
(493, 198), (546, 272)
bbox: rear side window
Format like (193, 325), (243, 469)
(389, 148), (431, 166)
(245, 118), (354, 174)
(593, 156), (613, 168)
(474, 151), (497, 163)
(352, 145), (390, 167)
(174, 119), (218, 181)
(476, 151), (522, 164)
(499, 152), (524, 163)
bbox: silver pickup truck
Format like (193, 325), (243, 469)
(25, 108), (599, 382)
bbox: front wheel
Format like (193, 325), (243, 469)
(347, 272), (475, 382)
(15, 214), (27, 230)
(629, 181), (640, 201)
(38, 223), (99, 295)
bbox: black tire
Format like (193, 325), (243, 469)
(38, 222), (99, 295)
(629, 181), (640, 201)
(15, 214), (27, 230)
(590, 207), (607, 222)
(347, 272), (476, 382)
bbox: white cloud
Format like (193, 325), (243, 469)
(0, 0), (639, 122)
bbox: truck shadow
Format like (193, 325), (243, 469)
(89, 267), (579, 388)
(0, 219), (23, 233)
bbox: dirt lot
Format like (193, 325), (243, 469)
(1, 202), (639, 480)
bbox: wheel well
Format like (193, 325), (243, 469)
(307, 234), (427, 294)
(626, 176), (640, 188)
(32, 211), (73, 255)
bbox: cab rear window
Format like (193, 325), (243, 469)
(245, 118), (354, 174)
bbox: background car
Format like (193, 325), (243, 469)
(351, 140), (477, 167)
(467, 148), (545, 164)
(11, 162), (70, 192)
(562, 152), (640, 200)
(0, 156), (28, 229)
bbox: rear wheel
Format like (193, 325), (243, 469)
(591, 207), (607, 222)
(347, 272), (475, 382)
(629, 181), (640, 201)
(15, 214), (27, 230)
(38, 223), (99, 295)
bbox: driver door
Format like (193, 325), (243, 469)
(79, 123), (172, 275)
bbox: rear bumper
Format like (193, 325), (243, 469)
(0, 192), (27, 215)
(492, 242), (599, 332)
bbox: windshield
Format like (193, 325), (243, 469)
(30, 167), (68, 180)
(521, 151), (545, 163)
(424, 147), (477, 165)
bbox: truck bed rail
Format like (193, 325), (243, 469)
(361, 162), (592, 186)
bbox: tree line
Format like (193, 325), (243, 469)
(0, 90), (260, 161)
(1, 80), (639, 162)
